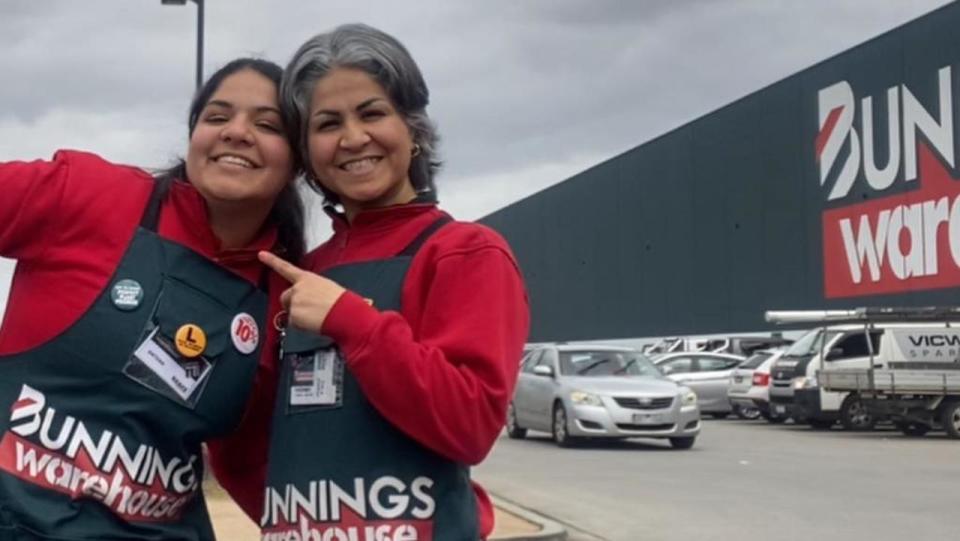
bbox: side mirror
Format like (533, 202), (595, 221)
(825, 347), (844, 361)
(533, 365), (554, 377)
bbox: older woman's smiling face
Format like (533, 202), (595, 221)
(307, 67), (417, 218)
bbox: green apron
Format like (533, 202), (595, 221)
(262, 215), (481, 541)
(0, 183), (267, 540)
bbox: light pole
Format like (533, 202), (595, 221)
(161, 0), (204, 90)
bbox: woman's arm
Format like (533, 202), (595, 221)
(261, 230), (530, 465)
(0, 155), (69, 259)
(322, 244), (529, 464)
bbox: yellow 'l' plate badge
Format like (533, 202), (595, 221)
(175, 324), (207, 358)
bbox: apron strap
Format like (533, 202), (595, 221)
(139, 179), (167, 232)
(397, 214), (453, 257)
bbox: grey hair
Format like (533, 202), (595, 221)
(280, 23), (441, 204)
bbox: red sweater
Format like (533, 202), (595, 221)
(213, 202), (530, 538)
(0, 150), (283, 512)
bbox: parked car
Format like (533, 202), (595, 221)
(508, 344), (701, 449)
(643, 335), (792, 357)
(706, 336), (794, 357)
(727, 349), (787, 422)
(653, 352), (745, 418)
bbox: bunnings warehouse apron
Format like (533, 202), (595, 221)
(0, 184), (267, 540)
(262, 215), (480, 541)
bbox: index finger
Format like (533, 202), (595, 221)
(258, 251), (308, 283)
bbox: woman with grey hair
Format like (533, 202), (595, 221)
(224, 23), (529, 540)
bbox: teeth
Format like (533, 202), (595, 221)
(342, 157), (379, 173)
(217, 155), (254, 168)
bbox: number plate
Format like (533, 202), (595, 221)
(632, 413), (664, 425)
(774, 405), (786, 415)
(734, 376), (743, 383)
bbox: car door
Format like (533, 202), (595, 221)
(819, 330), (882, 411)
(687, 355), (742, 411)
(526, 349), (560, 431)
(659, 356), (695, 382)
(513, 349), (543, 426)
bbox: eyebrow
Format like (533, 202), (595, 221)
(205, 100), (281, 115)
(312, 97), (386, 118)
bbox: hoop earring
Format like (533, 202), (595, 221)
(411, 143), (421, 157)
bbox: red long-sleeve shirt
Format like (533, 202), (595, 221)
(0, 150), (283, 514)
(211, 202), (530, 538)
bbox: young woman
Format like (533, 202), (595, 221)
(253, 24), (529, 541)
(0, 58), (301, 540)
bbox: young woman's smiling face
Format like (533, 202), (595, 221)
(186, 69), (293, 206)
(307, 67), (417, 218)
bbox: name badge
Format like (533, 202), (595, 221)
(133, 328), (213, 401)
(289, 350), (341, 407)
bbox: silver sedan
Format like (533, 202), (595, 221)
(508, 345), (701, 449)
(653, 352), (745, 418)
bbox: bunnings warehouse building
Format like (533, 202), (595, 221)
(481, 3), (960, 343)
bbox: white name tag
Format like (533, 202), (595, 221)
(134, 328), (212, 401)
(290, 350), (340, 406)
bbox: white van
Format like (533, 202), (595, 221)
(767, 308), (960, 432)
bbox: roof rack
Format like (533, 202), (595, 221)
(765, 307), (960, 325)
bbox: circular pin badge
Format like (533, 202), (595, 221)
(231, 313), (260, 355)
(175, 324), (207, 358)
(110, 279), (144, 311)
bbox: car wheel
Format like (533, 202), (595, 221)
(894, 421), (930, 437)
(807, 418), (835, 430)
(733, 404), (761, 420)
(669, 437), (695, 450)
(506, 402), (527, 439)
(940, 400), (960, 439)
(840, 394), (876, 431)
(552, 403), (576, 448)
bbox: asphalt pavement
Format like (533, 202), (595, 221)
(476, 418), (959, 541)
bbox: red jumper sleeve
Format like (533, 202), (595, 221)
(321, 243), (530, 465)
(0, 154), (69, 260)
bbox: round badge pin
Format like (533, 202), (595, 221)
(110, 279), (144, 311)
(175, 324), (207, 358)
(231, 313), (260, 355)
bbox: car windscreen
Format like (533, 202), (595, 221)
(741, 352), (772, 369)
(783, 329), (840, 357)
(559, 351), (660, 377)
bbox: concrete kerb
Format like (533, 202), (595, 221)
(490, 495), (567, 541)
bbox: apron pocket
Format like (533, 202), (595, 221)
(122, 277), (231, 409)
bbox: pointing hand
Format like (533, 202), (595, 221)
(259, 251), (347, 332)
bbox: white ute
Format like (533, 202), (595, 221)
(768, 307), (960, 438)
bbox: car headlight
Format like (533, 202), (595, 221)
(681, 389), (697, 406)
(570, 391), (603, 406)
(792, 376), (817, 390)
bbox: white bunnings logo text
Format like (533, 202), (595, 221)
(0, 384), (198, 522)
(816, 65), (960, 297)
(260, 476), (436, 541)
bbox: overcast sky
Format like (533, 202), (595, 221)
(0, 0), (952, 319)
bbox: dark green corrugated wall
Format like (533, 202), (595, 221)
(481, 3), (960, 342)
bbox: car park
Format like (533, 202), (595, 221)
(508, 344), (701, 449)
(727, 349), (786, 422)
(653, 352), (745, 418)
